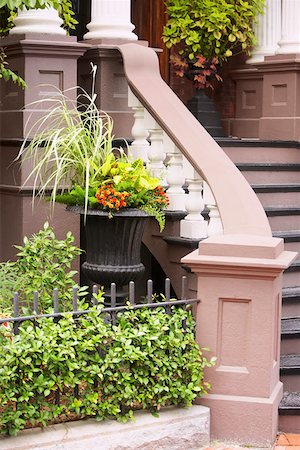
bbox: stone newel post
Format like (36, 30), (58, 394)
(84, 0), (137, 41)
(182, 235), (297, 445)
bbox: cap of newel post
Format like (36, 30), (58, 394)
(181, 234), (298, 274)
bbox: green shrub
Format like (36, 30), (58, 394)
(0, 223), (86, 313)
(0, 304), (215, 436)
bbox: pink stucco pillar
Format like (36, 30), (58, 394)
(182, 234), (297, 446)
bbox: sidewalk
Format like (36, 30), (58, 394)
(201, 433), (300, 450)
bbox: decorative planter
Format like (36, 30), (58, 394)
(68, 206), (149, 299)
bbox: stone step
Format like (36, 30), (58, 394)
(279, 392), (300, 432)
(252, 184), (300, 207)
(282, 286), (300, 318)
(273, 230), (300, 253)
(264, 207), (300, 232)
(279, 391), (300, 415)
(221, 140), (300, 164)
(283, 260), (300, 288)
(281, 317), (300, 354)
(281, 354), (300, 374)
(237, 163), (300, 184)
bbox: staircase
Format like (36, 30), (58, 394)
(221, 139), (300, 433)
(143, 139), (300, 432)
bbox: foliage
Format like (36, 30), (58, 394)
(17, 80), (169, 230)
(0, 47), (26, 88)
(162, 0), (265, 89)
(0, 222), (86, 313)
(0, 0), (77, 35)
(56, 155), (169, 231)
(0, 304), (215, 436)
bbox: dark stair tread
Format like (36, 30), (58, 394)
(282, 286), (300, 303)
(253, 184), (300, 193)
(273, 230), (300, 241)
(280, 354), (300, 372)
(281, 317), (300, 336)
(265, 206), (300, 216)
(279, 392), (300, 414)
(285, 259), (300, 273)
(236, 163), (300, 171)
(217, 138), (300, 148)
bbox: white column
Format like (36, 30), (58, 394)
(10, 7), (66, 35)
(247, 0), (281, 63)
(84, 0), (137, 41)
(278, 0), (300, 54)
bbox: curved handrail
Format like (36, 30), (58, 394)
(117, 43), (271, 237)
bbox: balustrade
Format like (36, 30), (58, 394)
(127, 90), (218, 239)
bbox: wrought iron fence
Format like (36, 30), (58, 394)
(0, 277), (199, 335)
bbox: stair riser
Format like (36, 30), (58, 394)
(282, 302), (300, 318)
(257, 192), (300, 207)
(280, 374), (300, 392)
(281, 338), (300, 355)
(268, 215), (300, 232)
(223, 147), (300, 164)
(279, 415), (300, 434)
(283, 271), (300, 288)
(283, 241), (300, 253)
(241, 171), (300, 184)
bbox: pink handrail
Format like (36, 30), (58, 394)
(118, 43), (271, 237)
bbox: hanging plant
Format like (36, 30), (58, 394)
(162, 0), (265, 89)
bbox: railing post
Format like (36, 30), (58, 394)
(84, 0), (137, 41)
(180, 173), (208, 239)
(166, 147), (186, 212)
(203, 182), (223, 237)
(148, 125), (167, 183)
(247, 0), (281, 63)
(128, 88), (150, 162)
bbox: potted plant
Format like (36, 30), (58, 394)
(17, 78), (169, 300)
(162, 0), (265, 90)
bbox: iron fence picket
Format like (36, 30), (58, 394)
(0, 277), (200, 331)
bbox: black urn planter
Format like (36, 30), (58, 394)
(68, 206), (149, 300)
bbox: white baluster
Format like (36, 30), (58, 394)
(166, 146), (186, 211)
(84, 0), (137, 41)
(10, 7), (66, 35)
(180, 174), (208, 239)
(128, 88), (149, 162)
(278, 0), (300, 54)
(148, 124), (167, 183)
(247, 0), (281, 63)
(203, 182), (223, 236)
